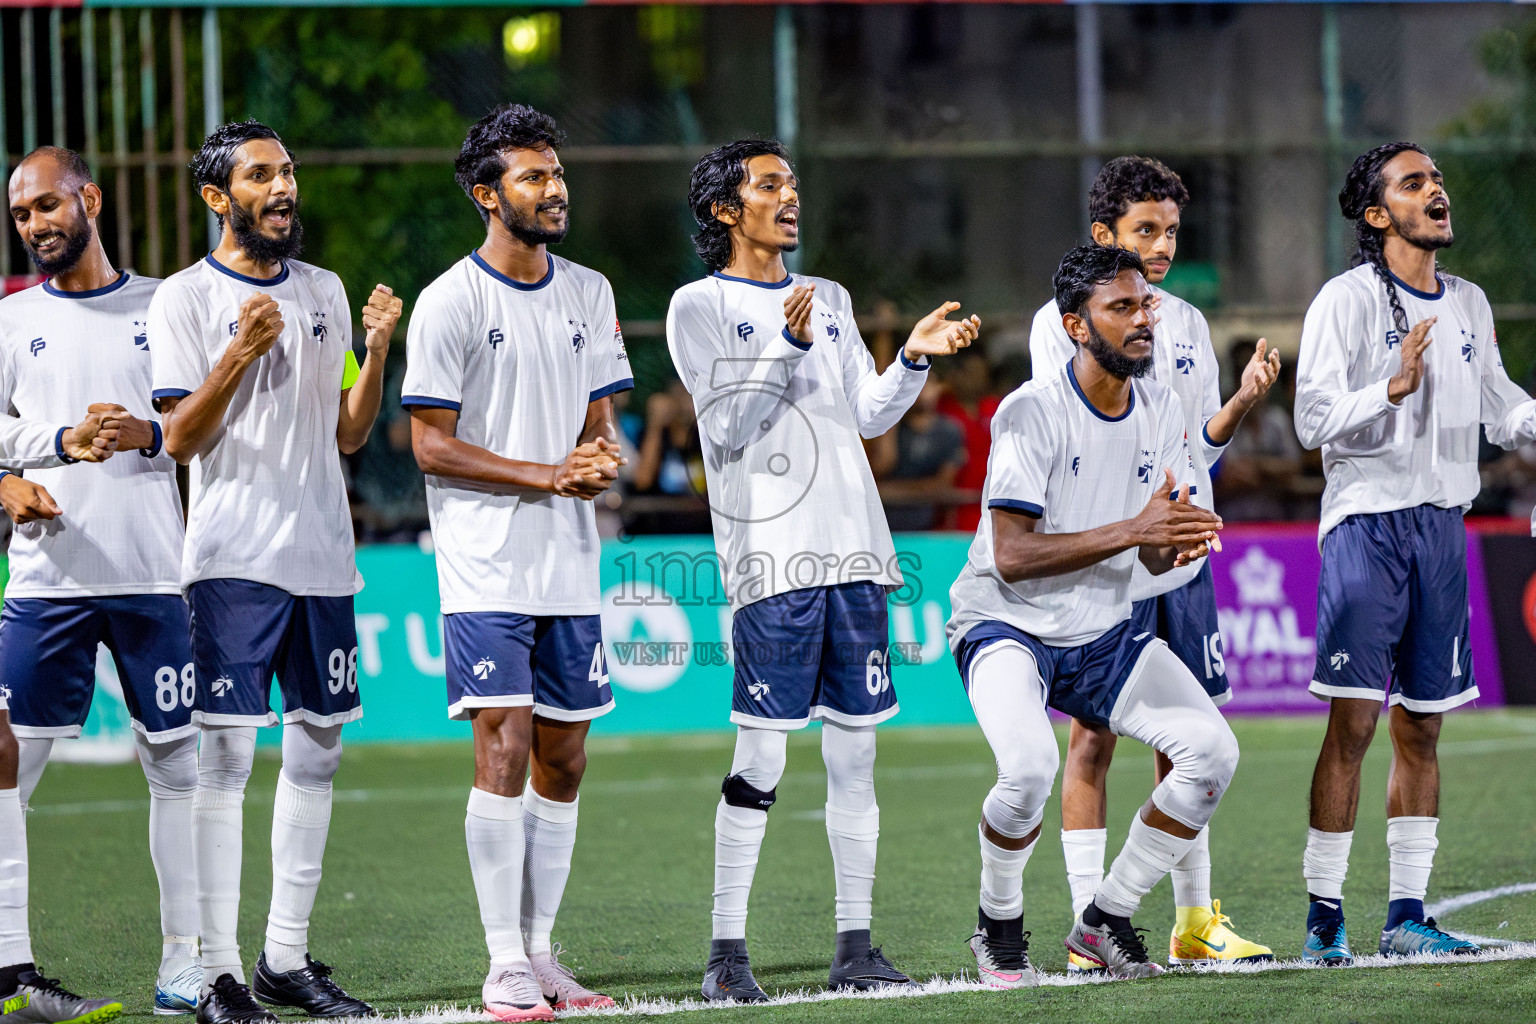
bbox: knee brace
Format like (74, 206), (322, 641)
(721, 773), (777, 811)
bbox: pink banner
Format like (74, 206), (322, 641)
(1209, 524), (1504, 714)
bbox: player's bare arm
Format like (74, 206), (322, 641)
(990, 468), (1220, 584)
(85, 402), (155, 453)
(59, 407), (118, 462)
(160, 291), (283, 463)
(1202, 337), (1282, 445)
(337, 284), (403, 454)
(0, 473), (61, 523)
(1386, 316), (1435, 405)
(903, 301), (981, 361)
(409, 405), (614, 499)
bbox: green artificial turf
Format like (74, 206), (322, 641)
(22, 710), (1536, 1022)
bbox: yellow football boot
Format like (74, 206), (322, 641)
(1168, 899), (1274, 966)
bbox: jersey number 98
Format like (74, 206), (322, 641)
(328, 647), (359, 695)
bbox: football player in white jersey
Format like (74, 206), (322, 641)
(1297, 143), (1536, 964)
(149, 121), (401, 1024)
(0, 146), (152, 1024)
(1029, 157), (1278, 968)
(667, 140), (979, 1001)
(403, 105), (628, 1023)
(950, 244), (1234, 984)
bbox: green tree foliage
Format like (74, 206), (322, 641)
(1439, 17), (1536, 384)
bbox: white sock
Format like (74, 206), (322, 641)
(1061, 828), (1107, 918)
(826, 804), (879, 933)
(149, 797), (198, 959)
(467, 789), (528, 969)
(1386, 817), (1438, 903)
(521, 787), (578, 957)
(712, 800), (767, 941)
(264, 773), (334, 973)
(979, 826), (1035, 920)
(0, 789), (31, 967)
(195, 787), (246, 987)
(1171, 826), (1212, 910)
(1302, 827), (1354, 900)
(1095, 813), (1197, 919)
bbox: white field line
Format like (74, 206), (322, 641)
(1426, 882), (1536, 947)
(31, 731), (1536, 819)
(367, 941), (1536, 1022)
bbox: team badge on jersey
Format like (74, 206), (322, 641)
(1138, 449), (1155, 483)
(568, 318), (587, 354)
(134, 320), (149, 351)
(312, 311), (328, 344)
(820, 310), (840, 343)
(487, 328), (504, 350)
(736, 322), (755, 342)
(1174, 339), (1195, 374)
(1385, 330), (1401, 349)
(29, 338), (44, 357)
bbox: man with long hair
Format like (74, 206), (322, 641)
(667, 139), (979, 1001)
(1296, 142), (1536, 963)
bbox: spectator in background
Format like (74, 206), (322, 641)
(870, 374), (968, 531)
(936, 348), (998, 531)
(627, 377), (711, 534)
(1213, 340), (1306, 520)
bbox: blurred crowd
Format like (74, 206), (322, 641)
(339, 312), (1536, 543)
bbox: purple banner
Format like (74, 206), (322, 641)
(1209, 525), (1504, 714)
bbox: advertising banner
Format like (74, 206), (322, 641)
(58, 523), (1509, 750)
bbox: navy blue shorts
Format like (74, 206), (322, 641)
(187, 579), (362, 728)
(1129, 560), (1231, 707)
(955, 618), (1161, 728)
(0, 595), (194, 742)
(731, 581), (898, 729)
(1312, 505), (1477, 712)
(442, 612), (614, 723)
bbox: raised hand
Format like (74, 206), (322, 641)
(88, 402), (156, 452)
(362, 284), (404, 358)
(1235, 337), (1283, 407)
(230, 292), (283, 366)
(61, 408), (117, 462)
(783, 283), (816, 347)
(1129, 468), (1223, 551)
(903, 301), (980, 362)
(1388, 316), (1435, 404)
(0, 474), (61, 524)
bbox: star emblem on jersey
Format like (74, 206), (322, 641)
(29, 337), (45, 357)
(487, 328), (504, 350)
(1330, 650), (1350, 671)
(211, 675), (235, 697)
(133, 320), (149, 351)
(1137, 449), (1155, 483)
(568, 319), (587, 355)
(1175, 341), (1195, 374)
(736, 322), (755, 342)
(312, 311), (328, 344)
(748, 681), (770, 701)
(473, 657), (496, 681)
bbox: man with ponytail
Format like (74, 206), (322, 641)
(1296, 143), (1536, 964)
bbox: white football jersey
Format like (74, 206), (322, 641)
(1030, 287), (1221, 601)
(948, 362), (1196, 648)
(0, 274), (183, 597)
(149, 255), (360, 596)
(666, 272), (928, 611)
(1295, 264), (1536, 542)
(402, 252), (632, 615)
